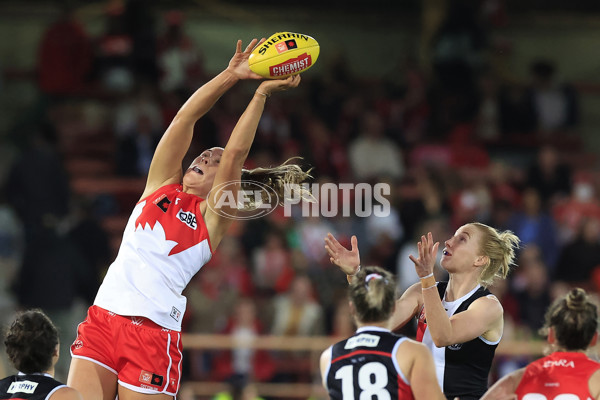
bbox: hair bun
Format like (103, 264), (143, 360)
(566, 288), (588, 311)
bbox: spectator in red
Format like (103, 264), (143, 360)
(37, 5), (92, 96)
(157, 10), (205, 94)
(252, 229), (295, 295)
(211, 298), (276, 383)
(552, 172), (600, 243)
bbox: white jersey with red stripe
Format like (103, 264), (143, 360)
(94, 184), (213, 331)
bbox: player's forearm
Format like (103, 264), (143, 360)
(176, 70), (239, 124)
(221, 91), (267, 162)
(422, 286), (453, 346)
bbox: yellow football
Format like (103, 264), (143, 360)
(249, 32), (320, 79)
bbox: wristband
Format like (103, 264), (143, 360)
(255, 90), (270, 98)
(420, 272), (434, 280)
(420, 274), (436, 289)
(348, 265), (361, 276)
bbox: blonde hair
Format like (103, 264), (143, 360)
(470, 222), (520, 287)
(349, 266), (397, 323)
(239, 157), (314, 211)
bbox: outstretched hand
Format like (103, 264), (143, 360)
(324, 233), (360, 276)
(409, 232), (439, 278)
(257, 74), (301, 96)
(227, 38), (265, 80)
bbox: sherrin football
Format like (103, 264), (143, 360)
(249, 32), (320, 79)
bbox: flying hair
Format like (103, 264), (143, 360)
(240, 157), (314, 211)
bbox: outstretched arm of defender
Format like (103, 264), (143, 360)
(325, 233), (361, 282)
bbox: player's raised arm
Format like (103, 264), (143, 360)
(325, 232), (422, 330)
(141, 39), (264, 200)
(202, 74), (301, 248)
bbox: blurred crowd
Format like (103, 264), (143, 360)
(1, 0), (599, 395)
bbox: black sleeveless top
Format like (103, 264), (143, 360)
(326, 327), (414, 400)
(0, 374), (65, 400)
(417, 282), (499, 400)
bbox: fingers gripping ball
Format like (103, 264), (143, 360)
(249, 32), (320, 79)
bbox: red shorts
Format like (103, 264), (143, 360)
(71, 305), (183, 395)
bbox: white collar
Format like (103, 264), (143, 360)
(17, 372), (53, 378)
(356, 326), (390, 334)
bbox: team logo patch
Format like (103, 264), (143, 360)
(151, 374), (164, 387)
(177, 209), (197, 230)
(275, 42), (288, 53)
(73, 339), (83, 349)
(170, 306), (181, 322)
(345, 333), (380, 349)
(418, 307), (426, 324)
(447, 343), (463, 351)
(154, 194), (171, 212)
(139, 371), (164, 387)
(139, 370), (152, 384)
(8, 381), (38, 394)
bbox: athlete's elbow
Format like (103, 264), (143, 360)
(430, 334), (453, 348)
(223, 147), (249, 162)
(169, 113), (197, 131)
(220, 147), (249, 169)
(173, 110), (197, 124)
